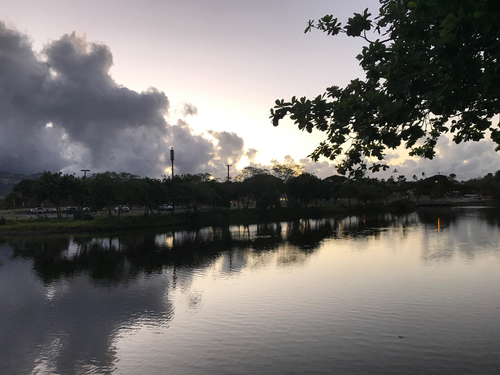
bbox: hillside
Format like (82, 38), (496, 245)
(0, 172), (42, 196)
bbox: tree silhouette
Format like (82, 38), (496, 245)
(271, 0), (500, 175)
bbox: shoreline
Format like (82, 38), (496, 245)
(0, 204), (397, 236)
(417, 198), (497, 207)
(0, 200), (497, 236)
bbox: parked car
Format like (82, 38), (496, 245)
(62, 206), (79, 214)
(158, 204), (173, 211)
(114, 205), (130, 213)
(45, 208), (57, 214)
(29, 207), (44, 214)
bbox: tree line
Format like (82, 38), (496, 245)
(3, 164), (500, 217)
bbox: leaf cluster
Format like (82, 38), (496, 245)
(271, 0), (500, 176)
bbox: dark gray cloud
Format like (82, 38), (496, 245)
(208, 130), (245, 163)
(0, 22), (246, 177)
(181, 103), (198, 117)
(166, 120), (216, 175)
(158, 122), (246, 178)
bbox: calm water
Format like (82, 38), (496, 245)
(1, 207), (499, 374)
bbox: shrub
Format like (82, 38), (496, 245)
(36, 215), (50, 222)
(389, 199), (417, 212)
(73, 211), (94, 221)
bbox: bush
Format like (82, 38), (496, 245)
(389, 199), (417, 212)
(73, 211), (94, 221)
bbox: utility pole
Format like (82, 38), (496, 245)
(226, 164), (232, 182)
(81, 169), (90, 178)
(170, 147), (175, 179)
(170, 147), (176, 213)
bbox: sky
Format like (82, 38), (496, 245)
(0, 0), (499, 181)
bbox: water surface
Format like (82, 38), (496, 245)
(1, 207), (499, 374)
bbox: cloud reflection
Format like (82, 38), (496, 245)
(2, 208), (500, 373)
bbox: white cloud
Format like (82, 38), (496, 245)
(379, 136), (500, 181)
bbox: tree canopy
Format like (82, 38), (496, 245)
(270, 0), (500, 176)
(271, 162), (304, 182)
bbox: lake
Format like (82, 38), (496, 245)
(1, 207), (499, 374)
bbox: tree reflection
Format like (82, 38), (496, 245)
(8, 212), (431, 285)
(9, 208), (498, 285)
(418, 207), (500, 264)
(1, 242), (174, 375)
(417, 207), (459, 229)
(3, 208), (499, 374)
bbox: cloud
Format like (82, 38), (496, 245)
(208, 130), (245, 164)
(3, 20), (495, 181)
(299, 158), (338, 178)
(381, 136), (500, 181)
(267, 155), (337, 179)
(166, 119), (216, 175)
(0, 22), (247, 178)
(245, 148), (258, 163)
(180, 103), (198, 117)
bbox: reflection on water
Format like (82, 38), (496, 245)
(417, 207), (500, 264)
(1, 208), (499, 374)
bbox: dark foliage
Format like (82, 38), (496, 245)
(271, 0), (500, 176)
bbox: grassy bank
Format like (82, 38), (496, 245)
(0, 201), (418, 236)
